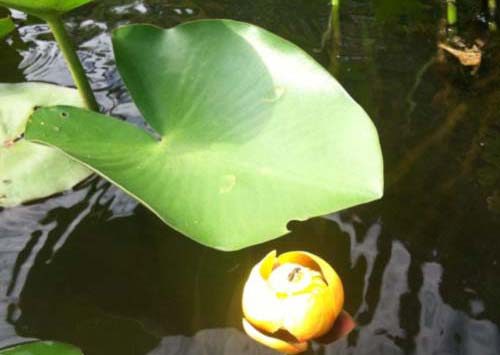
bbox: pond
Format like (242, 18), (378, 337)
(1, 0), (500, 354)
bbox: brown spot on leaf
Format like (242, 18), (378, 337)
(3, 140), (14, 148)
(3, 133), (24, 148)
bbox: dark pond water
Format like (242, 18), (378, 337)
(1, 0), (500, 354)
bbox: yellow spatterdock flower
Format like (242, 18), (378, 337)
(242, 250), (344, 354)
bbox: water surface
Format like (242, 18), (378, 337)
(1, 1), (500, 354)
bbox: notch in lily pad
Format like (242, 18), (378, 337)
(26, 19), (384, 251)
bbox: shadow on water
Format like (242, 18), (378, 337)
(6, 201), (356, 355)
(0, 0), (500, 354)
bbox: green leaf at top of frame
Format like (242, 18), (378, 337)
(0, 16), (14, 39)
(26, 20), (384, 251)
(0, 83), (91, 207)
(0, 0), (92, 18)
(0, 341), (83, 355)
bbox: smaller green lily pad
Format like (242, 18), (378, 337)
(0, 17), (14, 39)
(0, 341), (83, 355)
(0, 0), (93, 18)
(0, 83), (91, 207)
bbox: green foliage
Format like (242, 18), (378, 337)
(0, 83), (91, 207)
(0, 341), (82, 355)
(0, 0), (93, 18)
(0, 16), (14, 39)
(0, 0), (99, 110)
(447, 0), (458, 26)
(25, 20), (383, 250)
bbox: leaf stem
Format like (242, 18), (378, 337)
(447, 0), (457, 26)
(46, 15), (99, 111)
(488, 0), (497, 31)
(331, 0), (341, 45)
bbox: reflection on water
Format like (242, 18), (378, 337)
(417, 263), (499, 355)
(1, 0), (500, 354)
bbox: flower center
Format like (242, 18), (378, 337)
(268, 263), (317, 295)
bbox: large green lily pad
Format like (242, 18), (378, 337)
(0, 341), (82, 355)
(26, 20), (383, 250)
(0, 16), (14, 39)
(0, 83), (91, 207)
(0, 0), (92, 17)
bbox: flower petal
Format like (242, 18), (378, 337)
(281, 279), (334, 341)
(278, 251), (344, 338)
(242, 251), (283, 333)
(259, 250), (278, 279)
(277, 251), (322, 273)
(242, 318), (308, 354)
(306, 252), (344, 322)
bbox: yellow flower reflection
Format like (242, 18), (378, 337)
(242, 250), (347, 354)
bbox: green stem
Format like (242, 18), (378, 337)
(447, 0), (457, 26)
(45, 15), (99, 111)
(488, 0), (497, 16)
(329, 0), (341, 78)
(332, 0), (341, 45)
(488, 0), (497, 31)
